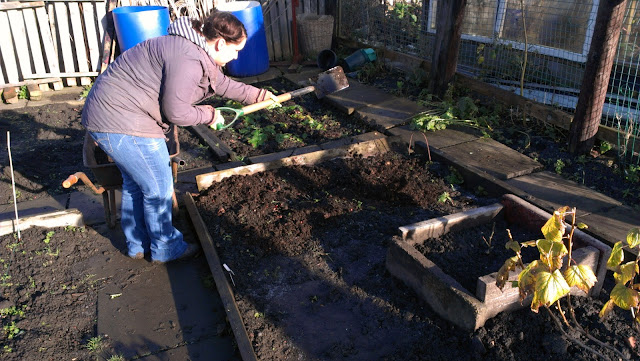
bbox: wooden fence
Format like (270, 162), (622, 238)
(0, 0), (328, 93)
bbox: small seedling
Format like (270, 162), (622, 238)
(437, 192), (453, 204)
(43, 231), (55, 245)
(554, 159), (565, 174)
(3, 322), (21, 339)
(17, 86), (28, 99)
(85, 336), (104, 353)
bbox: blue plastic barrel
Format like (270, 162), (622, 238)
(112, 6), (170, 52)
(217, 1), (269, 77)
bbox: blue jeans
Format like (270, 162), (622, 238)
(89, 132), (186, 262)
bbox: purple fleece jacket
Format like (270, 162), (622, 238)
(81, 34), (268, 138)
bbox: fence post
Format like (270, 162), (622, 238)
(569, 0), (628, 155)
(428, 0), (467, 98)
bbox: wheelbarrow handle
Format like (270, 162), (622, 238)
(213, 85), (317, 130)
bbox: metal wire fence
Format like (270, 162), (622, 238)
(338, 0), (640, 165)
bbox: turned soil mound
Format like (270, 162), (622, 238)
(193, 151), (640, 361)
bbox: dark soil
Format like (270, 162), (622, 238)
(2, 69), (640, 360)
(0, 225), (105, 360)
(200, 77), (374, 159)
(415, 219), (541, 294)
(193, 151), (640, 360)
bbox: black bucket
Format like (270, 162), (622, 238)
(317, 49), (338, 71)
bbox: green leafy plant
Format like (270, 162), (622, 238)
(17, 86), (28, 99)
(554, 159), (566, 174)
(3, 322), (21, 339)
(85, 335), (104, 352)
(412, 96), (483, 132)
(437, 192), (452, 204)
(107, 355), (125, 361)
(43, 231), (55, 245)
(497, 206), (596, 311)
(444, 167), (464, 186)
(600, 228), (640, 325)
(598, 140), (613, 155)
(495, 207), (627, 358)
(79, 83), (92, 100)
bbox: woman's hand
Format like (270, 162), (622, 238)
(209, 108), (225, 129)
(265, 91), (281, 110)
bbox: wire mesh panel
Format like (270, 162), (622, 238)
(339, 0), (640, 163)
(604, 0), (640, 165)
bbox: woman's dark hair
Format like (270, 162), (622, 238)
(192, 10), (247, 44)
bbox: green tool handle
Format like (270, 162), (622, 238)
(213, 85), (316, 130)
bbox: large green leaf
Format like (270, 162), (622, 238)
(610, 283), (640, 310)
(541, 208), (568, 243)
(627, 228), (640, 249)
(607, 242), (625, 270)
(536, 239), (567, 270)
(617, 261), (638, 285)
(530, 270), (570, 312)
(564, 265), (596, 293)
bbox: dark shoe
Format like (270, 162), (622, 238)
(152, 243), (200, 264)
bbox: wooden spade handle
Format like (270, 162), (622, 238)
(240, 86), (316, 115)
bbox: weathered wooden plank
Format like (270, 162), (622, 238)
(8, 9), (33, 78)
(285, 0), (294, 59)
(269, 0), (282, 60)
(24, 72), (99, 78)
(23, 8), (47, 75)
(183, 193), (259, 361)
(68, 2), (91, 85)
(0, 55), (5, 85)
(0, 77), (62, 89)
(0, 11), (19, 83)
(263, 1), (275, 60)
(36, 6), (63, 90)
(278, 0), (291, 60)
(95, 0), (106, 43)
(195, 137), (393, 191)
(53, 2), (77, 86)
(0, 1), (44, 11)
(82, 2), (101, 72)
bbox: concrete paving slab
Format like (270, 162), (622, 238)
(283, 66), (323, 85)
(231, 67), (284, 85)
(0, 194), (65, 220)
(438, 137), (543, 180)
(355, 97), (426, 130)
(68, 188), (121, 226)
(323, 80), (392, 114)
(505, 171), (623, 216)
(579, 205), (640, 250)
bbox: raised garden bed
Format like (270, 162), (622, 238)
(186, 137), (500, 360)
(197, 76), (376, 162)
(386, 194), (611, 331)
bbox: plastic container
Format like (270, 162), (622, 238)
(317, 49), (337, 70)
(218, 1), (269, 77)
(112, 6), (170, 52)
(342, 48), (377, 72)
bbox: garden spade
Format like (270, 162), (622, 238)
(213, 66), (349, 130)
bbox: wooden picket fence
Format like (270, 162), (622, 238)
(0, 0), (328, 94)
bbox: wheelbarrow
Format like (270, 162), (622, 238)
(62, 125), (183, 228)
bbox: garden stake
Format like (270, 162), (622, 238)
(213, 66), (350, 130)
(7, 131), (20, 241)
